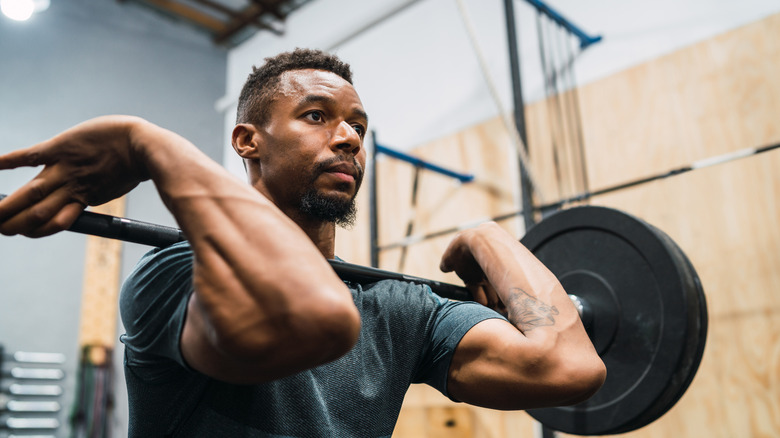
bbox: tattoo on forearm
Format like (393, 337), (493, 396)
(506, 288), (559, 331)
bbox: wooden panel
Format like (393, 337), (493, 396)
(587, 155), (780, 318)
(346, 12), (780, 438)
(525, 88), (590, 204)
(553, 12), (780, 438)
(713, 311), (780, 437)
(574, 13), (780, 193)
(372, 117), (521, 279)
(557, 310), (780, 438)
(397, 385), (537, 438)
(78, 197), (126, 363)
(395, 406), (473, 437)
(572, 157), (780, 437)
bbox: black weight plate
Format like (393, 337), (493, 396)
(521, 206), (707, 435)
(609, 224), (708, 434)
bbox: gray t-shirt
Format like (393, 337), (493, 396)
(120, 242), (503, 437)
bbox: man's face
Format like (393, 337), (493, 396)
(254, 69), (368, 225)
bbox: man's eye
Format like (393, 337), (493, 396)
(352, 124), (366, 137)
(306, 111), (324, 122)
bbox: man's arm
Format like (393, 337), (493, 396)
(0, 116), (360, 384)
(440, 222), (606, 410)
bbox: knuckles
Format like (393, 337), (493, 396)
(27, 205), (52, 225)
(27, 181), (48, 203)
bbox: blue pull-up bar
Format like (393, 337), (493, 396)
(522, 0), (602, 49)
(375, 143), (475, 183)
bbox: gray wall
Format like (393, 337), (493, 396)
(0, 1), (226, 435)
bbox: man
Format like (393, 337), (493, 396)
(0, 49), (605, 437)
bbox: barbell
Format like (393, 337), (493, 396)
(0, 194), (707, 435)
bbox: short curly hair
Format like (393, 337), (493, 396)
(236, 48), (353, 126)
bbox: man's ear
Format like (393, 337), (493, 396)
(231, 123), (262, 160)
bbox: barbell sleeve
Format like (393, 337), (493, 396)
(67, 209), (186, 248)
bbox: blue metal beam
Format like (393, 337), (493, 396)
(375, 143), (475, 183)
(522, 0), (602, 49)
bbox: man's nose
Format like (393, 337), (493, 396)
(332, 121), (362, 155)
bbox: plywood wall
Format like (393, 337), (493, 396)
(567, 12), (780, 438)
(335, 11), (780, 438)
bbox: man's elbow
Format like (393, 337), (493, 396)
(264, 288), (361, 366)
(211, 286), (361, 369)
(556, 355), (607, 405)
(484, 352), (606, 410)
(309, 296), (361, 362)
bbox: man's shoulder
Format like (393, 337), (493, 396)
(355, 278), (443, 304)
(137, 241), (193, 268)
(120, 241), (195, 373)
(120, 241), (194, 317)
(348, 279), (451, 329)
(123, 241), (193, 288)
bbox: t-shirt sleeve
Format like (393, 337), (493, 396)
(413, 288), (508, 400)
(119, 241), (194, 381)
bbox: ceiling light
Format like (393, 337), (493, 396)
(1, 0), (49, 22)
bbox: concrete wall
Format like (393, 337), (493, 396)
(0, 0), (226, 435)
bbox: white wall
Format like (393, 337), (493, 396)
(221, 0), (780, 177)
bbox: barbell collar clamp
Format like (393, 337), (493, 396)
(568, 294), (593, 328)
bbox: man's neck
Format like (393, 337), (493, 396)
(249, 177), (337, 259)
(285, 209), (337, 259)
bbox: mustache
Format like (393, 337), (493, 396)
(314, 156), (364, 181)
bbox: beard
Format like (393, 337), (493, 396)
(298, 157), (363, 228)
(299, 188), (358, 227)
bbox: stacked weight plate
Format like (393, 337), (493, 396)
(0, 347), (65, 437)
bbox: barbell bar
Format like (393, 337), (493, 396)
(0, 194), (601, 317)
(0, 194), (708, 435)
(380, 141), (780, 252)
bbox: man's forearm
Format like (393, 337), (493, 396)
(460, 224), (582, 339)
(442, 223), (605, 409)
(503, 287), (561, 332)
(128, 119), (359, 366)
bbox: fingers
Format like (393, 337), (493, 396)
(439, 239), (458, 273)
(440, 242), (484, 285)
(0, 184), (82, 237)
(441, 227), (508, 313)
(0, 167), (65, 222)
(439, 232), (471, 274)
(0, 144), (48, 170)
(469, 284), (489, 306)
(26, 201), (85, 238)
(482, 282), (507, 315)
(467, 282), (506, 315)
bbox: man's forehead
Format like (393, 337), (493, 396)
(278, 69), (366, 117)
(279, 69), (355, 94)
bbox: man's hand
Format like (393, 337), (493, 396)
(440, 222), (509, 315)
(0, 116), (150, 237)
(441, 222), (606, 409)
